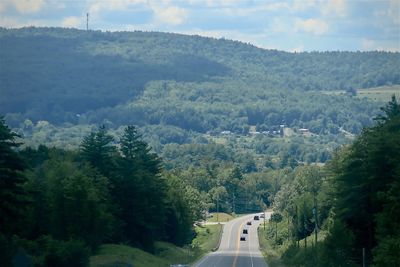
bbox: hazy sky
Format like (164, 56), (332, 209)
(1, 0), (399, 52)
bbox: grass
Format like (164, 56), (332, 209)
(357, 85), (400, 102)
(258, 219), (330, 267)
(258, 227), (286, 267)
(90, 242), (193, 267)
(206, 212), (235, 222)
(90, 244), (167, 267)
(89, 224), (223, 267)
(193, 224), (223, 253)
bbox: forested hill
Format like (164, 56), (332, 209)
(1, 27), (399, 127)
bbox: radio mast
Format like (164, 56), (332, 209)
(86, 13), (89, 31)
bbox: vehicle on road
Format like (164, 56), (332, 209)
(260, 214), (265, 218)
(246, 221), (252, 225)
(254, 215), (260, 220)
(240, 235), (246, 241)
(243, 229), (248, 234)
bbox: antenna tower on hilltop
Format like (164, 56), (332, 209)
(86, 13), (89, 31)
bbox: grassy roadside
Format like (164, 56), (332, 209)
(192, 224), (222, 254)
(258, 220), (330, 267)
(258, 226), (285, 267)
(89, 224), (223, 267)
(206, 212), (235, 222)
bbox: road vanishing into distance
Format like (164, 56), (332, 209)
(193, 212), (272, 267)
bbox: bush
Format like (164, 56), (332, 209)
(41, 237), (90, 267)
(14, 236), (90, 267)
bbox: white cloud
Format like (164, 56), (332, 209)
(388, 0), (400, 25)
(12, 0), (44, 13)
(362, 38), (400, 52)
(189, 0), (239, 7)
(270, 17), (292, 33)
(0, 15), (47, 28)
(0, 2), (6, 13)
(295, 18), (329, 35)
(152, 6), (188, 25)
(88, 0), (147, 15)
(321, 0), (347, 17)
(217, 2), (289, 17)
(62, 16), (81, 28)
(292, 0), (319, 12)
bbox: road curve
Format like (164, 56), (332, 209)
(193, 212), (271, 267)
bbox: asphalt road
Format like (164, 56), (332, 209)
(193, 212), (271, 267)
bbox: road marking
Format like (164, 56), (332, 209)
(232, 221), (245, 267)
(248, 224), (254, 267)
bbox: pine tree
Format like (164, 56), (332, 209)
(79, 125), (116, 178)
(331, 96), (400, 265)
(0, 117), (27, 235)
(115, 126), (166, 250)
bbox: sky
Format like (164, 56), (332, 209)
(0, 0), (399, 52)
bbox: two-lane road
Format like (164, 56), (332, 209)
(193, 213), (271, 267)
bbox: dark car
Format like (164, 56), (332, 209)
(246, 221), (252, 225)
(254, 215), (260, 220)
(240, 235), (246, 241)
(243, 229), (248, 234)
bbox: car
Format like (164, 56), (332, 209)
(254, 215), (260, 220)
(246, 221), (252, 225)
(260, 214), (265, 218)
(240, 235), (246, 241)
(242, 229), (248, 234)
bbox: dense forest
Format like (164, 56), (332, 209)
(1, 27), (399, 129)
(264, 97), (400, 266)
(0, 119), (205, 266)
(1, 97), (399, 266)
(2, 27), (399, 171)
(1, 27), (400, 266)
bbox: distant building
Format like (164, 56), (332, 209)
(299, 128), (311, 136)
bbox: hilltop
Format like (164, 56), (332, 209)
(1, 27), (399, 130)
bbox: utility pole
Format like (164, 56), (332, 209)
(363, 248), (365, 267)
(216, 195), (219, 224)
(232, 192), (235, 214)
(86, 13), (89, 31)
(263, 206), (266, 230)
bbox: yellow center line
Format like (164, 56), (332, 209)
(232, 221), (246, 267)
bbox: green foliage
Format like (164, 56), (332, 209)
(329, 96), (400, 264)
(0, 117), (27, 236)
(79, 125), (116, 178)
(112, 125), (166, 250)
(1, 28), (397, 138)
(16, 235), (90, 267)
(0, 120), (205, 265)
(22, 149), (115, 249)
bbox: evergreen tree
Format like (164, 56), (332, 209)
(330, 96), (400, 265)
(0, 117), (27, 235)
(79, 125), (116, 178)
(115, 126), (166, 250)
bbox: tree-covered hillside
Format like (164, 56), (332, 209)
(1, 27), (399, 127)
